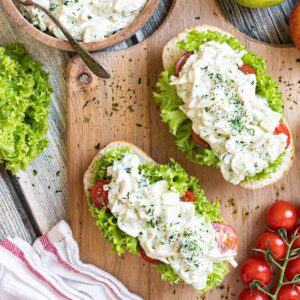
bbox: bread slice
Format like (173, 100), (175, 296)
(84, 140), (237, 291)
(83, 141), (154, 195)
(162, 25), (295, 189)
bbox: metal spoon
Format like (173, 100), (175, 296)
(14, 0), (111, 79)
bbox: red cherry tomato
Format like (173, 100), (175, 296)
(289, 225), (300, 250)
(277, 285), (300, 300)
(212, 222), (238, 253)
(140, 247), (160, 264)
(240, 257), (272, 285)
(174, 52), (191, 77)
(191, 130), (210, 149)
(285, 257), (300, 282)
(257, 231), (288, 260)
(297, 206), (300, 218)
(238, 288), (270, 300)
(238, 64), (256, 75)
(274, 122), (291, 149)
(91, 180), (109, 209)
(180, 191), (197, 202)
(267, 201), (297, 231)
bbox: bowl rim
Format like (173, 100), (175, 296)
(2, 0), (160, 52)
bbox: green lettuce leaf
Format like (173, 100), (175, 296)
(200, 262), (229, 293)
(154, 29), (284, 180)
(154, 72), (219, 167)
(91, 146), (130, 183)
(0, 44), (52, 173)
(243, 151), (285, 183)
(156, 263), (180, 284)
(89, 200), (139, 255)
(89, 147), (228, 292)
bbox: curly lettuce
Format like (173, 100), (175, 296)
(88, 147), (229, 292)
(154, 29), (285, 181)
(243, 152), (285, 183)
(0, 44), (52, 173)
(154, 71), (220, 167)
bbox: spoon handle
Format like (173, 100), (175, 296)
(21, 1), (110, 78)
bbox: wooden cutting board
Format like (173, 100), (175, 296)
(67, 0), (300, 299)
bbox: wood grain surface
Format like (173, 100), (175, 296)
(67, 0), (300, 299)
(218, 0), (296, 44)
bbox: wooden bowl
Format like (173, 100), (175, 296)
(2, 0), (160, 52)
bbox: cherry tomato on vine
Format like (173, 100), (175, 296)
(140, 247), (160, 264)
(297, 206), (300, 218)
(180, 191), (197, 202)
(277, 284), (300, 300)
(238, 64), (256, 75)
(240, 257), (272, 285)
(274, 122), (291, 149)
(91, 180), (109, 208)
(257, 231), (287, 260)
(174, 52), (191, 77)
(191, 130), (210, 149)
(285, 257), (300, 283)
(212, 222), (238, 253)
(267, 201), (297, 231)
(289, 225), (300, 250)
(238, 288), (270, 300)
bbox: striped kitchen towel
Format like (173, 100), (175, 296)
(0, 220), (142, 300)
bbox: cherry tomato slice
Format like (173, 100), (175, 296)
(257, 231), (288, 261)
(238, 288), (271, 300)
(212, 222), (238, 253)
(238, 64), (256, 75)
(240, 257), (272, 285)
(289, 225), (300, 250)
(267, 200), (297, 231)
(91, 180), (109, 209)
(191, 130), (210, 149)
(140, 247), (160, 264)
(277, 285), (300, 300)
(174, 52), (192, 77)
(285, 257), (300, 283)
(274, 122), (291, 149)
(180, 191), (197, 202)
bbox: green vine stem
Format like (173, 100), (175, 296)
(250, 228), (300, 300)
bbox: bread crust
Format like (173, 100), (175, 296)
(161, 25), (295, 189)
(83, 140), (236, 288)
(83, 141), (154, 196)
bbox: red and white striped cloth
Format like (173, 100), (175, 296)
(0, 221), (142, 300)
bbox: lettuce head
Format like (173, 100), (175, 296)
(0, 44), (52, 173)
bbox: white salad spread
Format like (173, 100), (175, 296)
(22, 0), (148, 42)
(105, 152), (236, 290)
(170, 41), (287, 184)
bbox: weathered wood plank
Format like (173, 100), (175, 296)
(136, 0), (172, 41)
(0, 3), (70, 233)
(0, 166), (37, 242)
(218, 0), (295, 44)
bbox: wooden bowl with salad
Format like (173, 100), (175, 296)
(2, 0), (160, 52)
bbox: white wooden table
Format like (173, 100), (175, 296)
(0, 0), (296, 242)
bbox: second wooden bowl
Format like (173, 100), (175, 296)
(2, 0), (160, 52)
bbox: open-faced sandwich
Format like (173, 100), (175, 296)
(154, 26), (294, 189)
(84, 141), (238, 292)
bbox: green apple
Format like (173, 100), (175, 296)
(235, 0), (287, 8)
